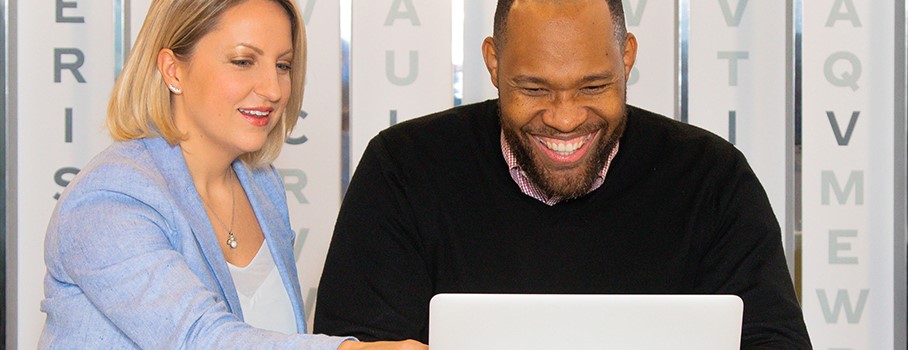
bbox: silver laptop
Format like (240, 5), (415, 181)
(429, 293), (743, 350)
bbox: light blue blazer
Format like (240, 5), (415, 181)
(40, 137), (347, 349)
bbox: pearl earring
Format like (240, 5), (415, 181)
(168, 84), (182, 94)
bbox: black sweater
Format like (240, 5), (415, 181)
(315, 100), (811, 349)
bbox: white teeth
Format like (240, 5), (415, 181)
(538, 133), (592, 156)
(239, 109), (270, 117)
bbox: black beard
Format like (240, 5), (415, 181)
(501, 108), (626, 201)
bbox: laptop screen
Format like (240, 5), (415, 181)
(429, 293), (743, 350)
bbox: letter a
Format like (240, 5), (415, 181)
(825, 0), (862, 27)
(385, 0), (421, 26)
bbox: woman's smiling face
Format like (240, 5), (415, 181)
(168, 0), (295, 160)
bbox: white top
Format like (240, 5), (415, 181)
(227, 241), (297, 335)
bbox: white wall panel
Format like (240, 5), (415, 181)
(689, 0), (788, 252)
(623, 0), (675, 118)
(129, 0), (152, 45)
(462, 0), (496, 105)
(350, 0), (453, 172)
(802, 1), (896, 348)
(273, 0), (343, 327)
(16, 1), (116, 348)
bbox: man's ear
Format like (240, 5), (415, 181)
(157, 48), (182, 90)
(481, 36), (500, 89)
(623, 32), (638, 81)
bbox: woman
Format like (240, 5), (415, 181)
(39, 0), (425, 349)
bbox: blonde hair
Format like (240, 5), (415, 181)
(107, 0), (307, 166)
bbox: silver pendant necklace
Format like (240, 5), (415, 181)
(202, 172), (238, 249)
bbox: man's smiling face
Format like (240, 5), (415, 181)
(484, 0), (636, 199)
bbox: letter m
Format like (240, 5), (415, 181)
(821, 170), (863, 205)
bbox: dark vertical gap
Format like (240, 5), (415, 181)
(114, 0), (130, 80)
(0, 0), (7, 345)
(894, 0), (907, 346)
(793, 0), (803, 300)
(785, 0), (794, 287)
(2, 0), (14, 347)
(452, 0), (462, 107)
(678, 0), (689, 123)
(340, 0), (351, 197)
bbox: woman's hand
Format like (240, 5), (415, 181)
(337, 339), (428, 350)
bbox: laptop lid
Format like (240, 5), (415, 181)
(429, 293), (743, 350)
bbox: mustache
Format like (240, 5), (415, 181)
(520, 120), (610, 138)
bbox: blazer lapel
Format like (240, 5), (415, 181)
(234, 163), (307, 333)
(142, 138), (244, 317)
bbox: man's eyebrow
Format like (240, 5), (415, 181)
(511, 75), (549, 85)
(578, 73), (617, 84)
(511, 73), (618, 86)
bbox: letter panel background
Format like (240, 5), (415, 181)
(349, 0), (453, 173)
(801, 0), (899, 348)
(623, 0), (675, 119)
(688, 0), (788, 253)
(15, 1), (116, 349)
(3, 1), (906, 349)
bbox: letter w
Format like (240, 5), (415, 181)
(816, 289), (869, 324)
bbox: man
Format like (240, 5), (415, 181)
(314, 0), (811, 348)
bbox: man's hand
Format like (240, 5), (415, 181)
(337, 339), (428, 350)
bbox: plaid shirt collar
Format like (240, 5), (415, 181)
(500, 130), (619, 206)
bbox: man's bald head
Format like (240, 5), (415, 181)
(492, 0), (627, 51)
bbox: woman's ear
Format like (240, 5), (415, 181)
(157, 48), (182, 93)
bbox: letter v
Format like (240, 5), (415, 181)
(826, 111), (860, 146)
(719, 0), (749, 27)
